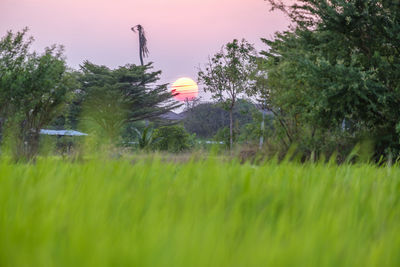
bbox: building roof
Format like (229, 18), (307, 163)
(40, 129), (88, 136)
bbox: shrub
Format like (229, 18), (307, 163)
(151, 125), (194, 153)
(134, 126), (155, 150)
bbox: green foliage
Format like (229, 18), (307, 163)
(74, 61), (180, 143)
(1, 158), (400, 266)
(238, 112), (274, 144)
(262, 0), (400, 160)
(81, 61), (179, 122)
(134, 126), (155, 150)
(198, 39), (257, 149)
(213, 127), (232, 148)
(0, 28), (74, 160)
(152, 125), (194, 152)
(211, 105), (273, 147)
(120, 120), (148, 145)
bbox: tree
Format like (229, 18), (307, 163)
(261, 0), (400, 160)
(0, 28), (74, 160)
(131, 25), (149, 66)
(198, 39), (257, 149)
(75, 61), (180, 143)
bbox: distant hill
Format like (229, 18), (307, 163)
(181, 99), (267, 138)
(159, 102), (272, 123)
(159, 111), (187, 121)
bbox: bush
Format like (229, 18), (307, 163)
(133, 126), (155, 151)
(151, 125), (194, 153)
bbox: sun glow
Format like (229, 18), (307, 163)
(171, 77), (199, 101)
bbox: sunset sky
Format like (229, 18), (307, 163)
(1, 0), (291, 88)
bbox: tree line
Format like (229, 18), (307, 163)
(260, 0), (400, 161)
(0, 28), (180, 160)
(2, 0), (400, 162)
(199, 0), (400, 161)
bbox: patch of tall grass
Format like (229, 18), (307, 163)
(0, 156), (399, 266)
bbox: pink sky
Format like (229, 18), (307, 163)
(1, 0), (291, 88)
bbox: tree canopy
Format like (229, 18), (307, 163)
(0, 28), (74, 160)
(261, 0), (400, 159)
(198, 39), (257, 149)
(73, 61), (180, 142)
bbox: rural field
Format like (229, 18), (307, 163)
(0, 156), (399, 267)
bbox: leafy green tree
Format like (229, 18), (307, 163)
(198, 39), (257, 149)
(0, 28), (74, 160)
(73, 61), (180, 143)
(262, 0), (400, 159)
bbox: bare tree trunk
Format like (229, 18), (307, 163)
(27, 130), (40, 160)
(259, 109), (265, 149)
(0, 119), (3, 144)
(131, 25), (147, 66)
(139, 41), (144, 66)
(13, 128), (40, 162)
(229, 109), (233, 150)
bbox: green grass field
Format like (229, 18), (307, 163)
(0, 156), (399, 266)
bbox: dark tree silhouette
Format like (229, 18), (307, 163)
(131, 25), (149, 66)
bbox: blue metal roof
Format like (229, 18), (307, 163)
(40, 129), (88, 136)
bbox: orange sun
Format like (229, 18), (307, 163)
(171, 77), (199, 101)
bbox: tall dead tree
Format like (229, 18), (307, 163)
(131, 25), (149, 66)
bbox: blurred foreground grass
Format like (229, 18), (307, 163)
(0, 156), (399, 266)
